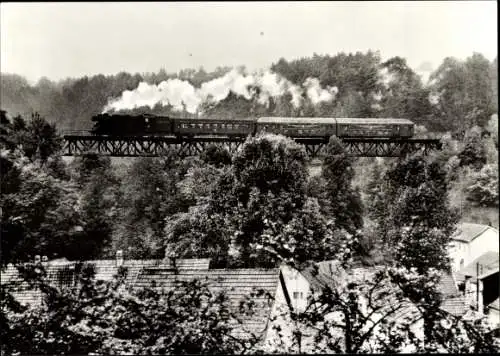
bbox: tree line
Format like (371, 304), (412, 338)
(1, 49), (498, 353)
(1, 110), (498, 353)
(1, 51), (497, 135)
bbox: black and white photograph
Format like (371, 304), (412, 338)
(1, 1), (498, 354)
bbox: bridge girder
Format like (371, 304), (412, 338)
(62, 135), (442, 158)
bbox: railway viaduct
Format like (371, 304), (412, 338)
(62, 133), (442, 158)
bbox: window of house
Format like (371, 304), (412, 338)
(293, 291), (303, 299)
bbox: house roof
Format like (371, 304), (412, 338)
(452, 223), (497, 243)
(440, 296), (469, 316)
(86, 258), (211, 283)
(2, 260), (280, 343)
(461, 251), (499, 278)
(298, 262), (467, 324)
(134, 268), (280, 339)
(488, 298), (500, 312)
(439, 270), (460, 297)
(301, 262), (458, 297)
(1, 258), (211, 306)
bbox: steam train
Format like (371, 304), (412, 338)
(91, 114), (415, 139)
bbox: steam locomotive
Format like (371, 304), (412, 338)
(91, 114), (415, 139)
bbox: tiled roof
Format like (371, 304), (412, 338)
(453, 223), (496, 243)
(440, 296), (469, 316)
(1, 258), (211, 307)
(301, 262), (458, 296)
(1, 262), (77, 307)
(134, 268), (280, 339)
(439, 271), (459, 297)
(299, 262), (467, 325)
(461, 251), (499, 278)
(85, 258), (211, 283)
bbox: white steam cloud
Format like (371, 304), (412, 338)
(103, 68), (338, 114)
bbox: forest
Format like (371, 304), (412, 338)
(1, 51), (499, 353)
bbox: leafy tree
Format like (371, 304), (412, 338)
(69, 154), (123, 259)
(379, 152), (462, 347)
(163, 203), (232, 267)
(200, 144), (232, 168)
(1, 263), (262, 355)
(428, 53), (496, 133)
(6, 113), (62, 162)
(116, 154), (193, 258)
(464, 164), (499, 207)
(319, 136), (364, 236)
(0, 110), (16, 149)
(270, 264), (498, 354)
(387, 266), (498, 353)
(364, 160), (386, 224)
(206, 134), (343, 267)
(378, 56), (432, 123)
(381, 152), (459, 272)
(458, 126), (488, 169)
(0, 151), (82, 263)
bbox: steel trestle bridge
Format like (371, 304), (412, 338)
(62, 132), (442, 158)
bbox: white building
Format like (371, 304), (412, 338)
(448, 223), (499, 272)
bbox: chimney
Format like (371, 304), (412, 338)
(34, 255), (41, 264)
(164, 248), (177, 270)
(116, 250), (124, 267)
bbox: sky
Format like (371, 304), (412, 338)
(1, 1), (497, 84)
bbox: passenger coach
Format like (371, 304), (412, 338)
(256, 117), (337, 138)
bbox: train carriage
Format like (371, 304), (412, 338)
(173, 118), (255, 137)
(256, 117), (337, 138)
(336, 118), (414, 138)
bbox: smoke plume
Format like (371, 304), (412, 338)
(103, 68), (338, 114)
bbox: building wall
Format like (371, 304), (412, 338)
(279, 265), (311, 312)
(468, 229), (499, 263)
(487, 308), (499, 329)
(262, 276), (300, 353)
(264, 268), (328, 353)
(448, 228), (499, 272)
(449, 240), (469, 272)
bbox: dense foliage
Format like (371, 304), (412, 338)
(1, 263), (262, 355)
(1, 49), (498, 354)
(2, 52), (497, 135)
